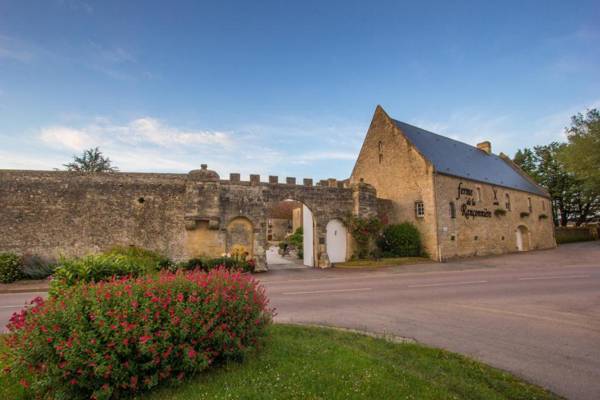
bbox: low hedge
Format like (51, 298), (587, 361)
(180, 256), (255, 273)
(0, 252), (24, 283)
(377, 223), (422, 257)
(50, 253), (152, 296)
(4, 268), (272, 399)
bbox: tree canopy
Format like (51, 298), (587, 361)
(560, 109), (600, 193)
(64, 147), (118, 173)
(513, 110), (600, 226)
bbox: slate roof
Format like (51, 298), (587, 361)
(392, 119), (548, 197)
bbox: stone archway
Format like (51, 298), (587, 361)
(227, 217), (254, 258)
(264, 199), (316, 269)
(516, 225), (530, 252)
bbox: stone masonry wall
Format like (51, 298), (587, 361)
(434, 174), (556, 259)
(0, 170), (188, 260)
(350, 106), (439, 259)
(0, 167), (379, 270)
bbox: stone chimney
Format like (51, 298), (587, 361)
(476, 141), (492, 154)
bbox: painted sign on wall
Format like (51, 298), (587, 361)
(456, 182), (492, 219)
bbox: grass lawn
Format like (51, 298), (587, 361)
(0, 324), (559, 400)
(335, 257), (431, 269)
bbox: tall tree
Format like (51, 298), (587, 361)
(513, 143), (598, 226)
(560, 109), (600, 193)
(64, 147), (118, 172)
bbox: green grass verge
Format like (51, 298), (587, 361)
(0, 324), (559, 400)
(335, 257), (431, 268)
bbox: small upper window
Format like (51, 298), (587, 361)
(477, 187), (482, 202)
(415, 201), (425, 218)
(542, 199), (546, 211)
(378, 141), (383, 164)
(528, 197), (532, 213)
(449, 202), (456, 219)
(505, 193), (511, 211)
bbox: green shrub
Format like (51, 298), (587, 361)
(106, 246), (170, 270)
(170, 255), (255, 273)
(50, 253), (152, 295)
(346, 215), (383, 259)
(0, 252), (24, 283)
(377, 223), (422, 257)
(5, 268), (272, 399)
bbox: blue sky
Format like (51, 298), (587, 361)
(1, 1), (599, 180)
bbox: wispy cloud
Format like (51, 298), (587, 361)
(39, 117), (233, 151)
(21, 114), (366, 179)
(410, 98), (600, 156)
(56, 0), (93, 14)
(0, 35), (34, 62)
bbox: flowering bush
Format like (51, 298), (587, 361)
(5, 268), (272, 399)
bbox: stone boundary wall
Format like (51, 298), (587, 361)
(0, 168), (379, 269)
(555, 226), (598, 244)
(0, 170), (188, 260)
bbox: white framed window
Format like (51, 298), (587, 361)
(415, 201), (425, 218)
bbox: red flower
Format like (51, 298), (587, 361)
(187, 348), (197, 358)
(139, 335), (152, 345)
(19, 379), (30, 388)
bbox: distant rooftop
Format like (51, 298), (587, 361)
(392, 119), (547, 197)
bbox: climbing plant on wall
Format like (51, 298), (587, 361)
(345, 214), (382, 259)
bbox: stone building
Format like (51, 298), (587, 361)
(351, 106), (556, 260)
(0, 105), (556, 269)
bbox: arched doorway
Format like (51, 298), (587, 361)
(326, 219), (347, 263)
(516, 225), (530, 251)
(265, 199), (315, 269)
(227, 217), (254, 258)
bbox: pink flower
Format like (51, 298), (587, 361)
(188, 348), (197, 358)
(139, 335), (152, 345)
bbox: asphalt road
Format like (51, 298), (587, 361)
(261, 242), (600, 400)
(1, 242), (598, 399)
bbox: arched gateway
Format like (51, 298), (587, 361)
(183, 165), (379, 271)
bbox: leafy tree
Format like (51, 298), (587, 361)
(63, 147), (118, 172)
(514, 142), (599, 226)
(560, 109), (600, 193)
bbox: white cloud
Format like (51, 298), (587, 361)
(125, 118), (233, 147)
(38, 117), (233, 151)
(39, 126), (95, 150)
